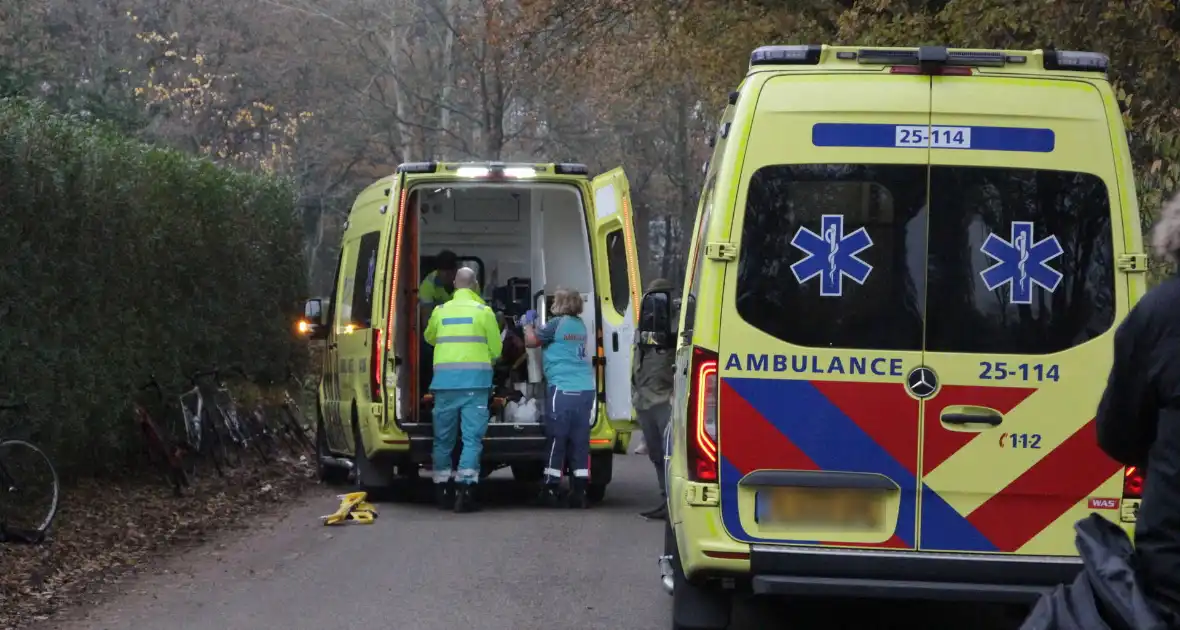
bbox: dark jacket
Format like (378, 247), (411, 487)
(1021, 514), (1170, 630)
(1096, 276), (1180, 618)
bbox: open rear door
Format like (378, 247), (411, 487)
(590, 168), (642, 432)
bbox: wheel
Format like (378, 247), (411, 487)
(0, 440), (60, 543)
(510, 462), (545, 483)
(587, 482), (607, 503)
(351, 412), (394, 497)
(316, 415), (349, 484)
(668, 520), (731, 630)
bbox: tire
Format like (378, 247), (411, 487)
(0, 440), (60, 543)
(351, 411), (394, 497)
(668, 520), (731, 630)
(315, 415), (349, 485)
(510, 462), (545, 483)
(587, 482), (607, 503)
(588, 450), (613, 503)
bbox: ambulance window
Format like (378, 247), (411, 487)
(735, 164), (928, 351)
(605, 229), (630, 314)
(683, 173), (717, 338)
(925, 167), (1115, 354)
(347, 231), (382, 329)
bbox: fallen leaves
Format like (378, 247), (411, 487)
(0, 458), (317, 629)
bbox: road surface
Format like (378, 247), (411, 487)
(43, 455), (1030, 630)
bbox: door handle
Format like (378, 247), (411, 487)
(941, 407), (1003, 427)
(612, 332), (619, 352)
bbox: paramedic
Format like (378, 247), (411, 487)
(1096, 191), (1180, 621)
(634, 278), (676, 520)
(424, 267), (501, 513)
(420, 250), (459, 393)
(523, 288), (595, 508)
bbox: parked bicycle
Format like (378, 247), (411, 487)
(207, 367), (275, 464)
(0, 401), (60, 543)
(132, 378), (194, 496)
(179, 370), (235, 475)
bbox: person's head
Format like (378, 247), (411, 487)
(495, 311), (508, 331)
(551, 287), (584, 317)
(646, 278), (673, 293)
(436, 250), (458, 284)
(1153, 191), (1180, 267)
(454, 266), (477, 290)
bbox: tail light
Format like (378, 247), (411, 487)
(687, 347), (719, 482)
(1123, 466), (1144, 499)
(370, 329), (382, 400)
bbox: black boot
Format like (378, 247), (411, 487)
(568, 478), (588, 509)
(454, 484), (480, 513)
(536, 484), (562, 508)
(434, 482), (454, 510)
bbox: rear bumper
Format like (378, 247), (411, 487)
(399, 423), (614, 463)
(746, 544), (1080, 603)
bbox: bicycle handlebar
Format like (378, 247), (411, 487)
(190, 368), (220, 385)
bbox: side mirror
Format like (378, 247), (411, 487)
(299, 298), (329, 341)
(637, 289), (675, 349)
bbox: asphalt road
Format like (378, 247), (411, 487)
(44, 455), (1031, 630)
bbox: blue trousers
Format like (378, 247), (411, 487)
(432, 388), (490, 485)
(543, 387), (594, 485)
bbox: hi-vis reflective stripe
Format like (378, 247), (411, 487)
(716, 377), (1122, 554)
(434, 335), (486, 344)
(435, 362), (493, 371)
(573, 469), (590, 478)
(442, 317), (474, 325)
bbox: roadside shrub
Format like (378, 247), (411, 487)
(0, 98), (306, 477)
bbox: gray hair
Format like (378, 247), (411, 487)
(454, 267), (477, 289)
(551, 287), (584, 316)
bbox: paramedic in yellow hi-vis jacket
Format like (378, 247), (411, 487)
(424, 267), (502, 513)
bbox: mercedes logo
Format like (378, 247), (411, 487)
(906, 366), (939, 399)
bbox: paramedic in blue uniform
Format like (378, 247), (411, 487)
(1096, 191), (1180, 622)
(424, 267), (501, 513)
(523, 288), (595, 508)
(419, 250), (459, 395)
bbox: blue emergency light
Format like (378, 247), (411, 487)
(749, 45), (822, 66)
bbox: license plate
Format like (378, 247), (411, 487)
(755, 488), (883, 529)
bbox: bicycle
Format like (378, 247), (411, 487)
(133, 378), (194, 496)
(269, 368), (315, 459)
(210, 367), (275, 464)
(0, 401), (60, 543)
(179, 371), (235, 475)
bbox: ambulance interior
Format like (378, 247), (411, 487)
(391, 182), (596, 425)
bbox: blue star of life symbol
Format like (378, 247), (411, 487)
(790, 214), (873, 297)
(980, 221), (1063, 305)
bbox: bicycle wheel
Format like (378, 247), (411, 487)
(204, 405), (239, 471)
(0, 440), (60, 543)
(281, 406), (315, 457)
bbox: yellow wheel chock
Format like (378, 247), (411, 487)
(321, 491), (379, 526)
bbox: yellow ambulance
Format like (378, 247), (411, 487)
(638, 45), (1148, 629)
(302, 162), (641, 502)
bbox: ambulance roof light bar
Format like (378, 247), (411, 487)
(749, 45), (822, 66)
(451, 162), (539, 178)
(855, 46), (1008, 68)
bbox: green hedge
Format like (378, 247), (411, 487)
(0, 99), (306, 476)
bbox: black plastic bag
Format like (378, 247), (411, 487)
(1021, 514), (1171, 630)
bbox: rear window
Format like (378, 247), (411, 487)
(925, 167), (1115, 354)
(735, 164), (928, 351)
